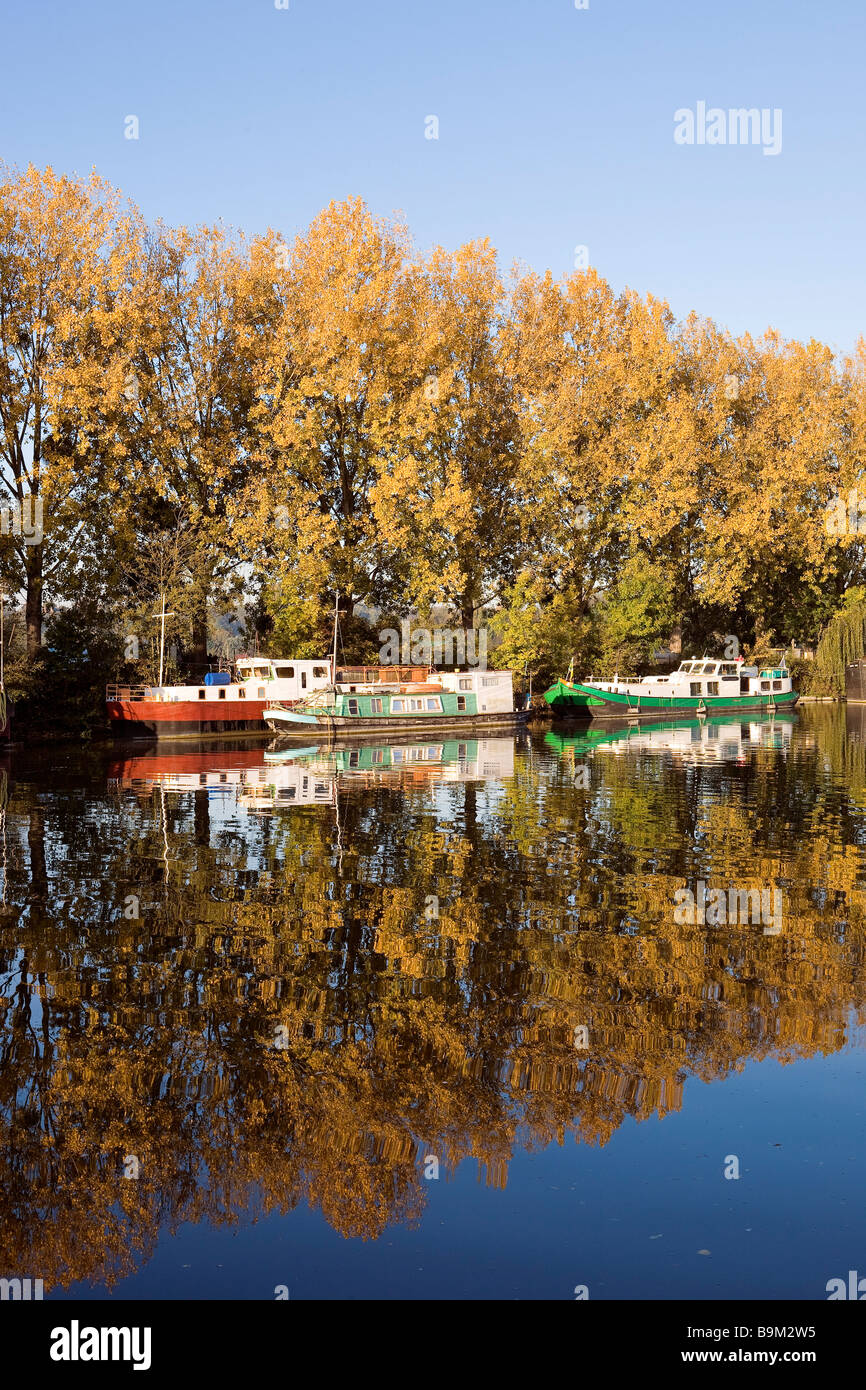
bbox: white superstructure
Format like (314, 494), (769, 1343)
(118, 657), (335, 705)
(580, 658), (794, 701)
(437, 669), (516, 713)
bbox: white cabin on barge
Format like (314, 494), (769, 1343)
(582, 658), (795, 701)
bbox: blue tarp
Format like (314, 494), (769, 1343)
(204, 671), (231, 686)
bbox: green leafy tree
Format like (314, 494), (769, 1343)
(593, 555), (676, 672)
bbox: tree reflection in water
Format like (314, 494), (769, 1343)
(1, 712), (865, 1291)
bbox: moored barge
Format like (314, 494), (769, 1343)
(544, 657), (798, 721)
(106, 659), (438, 739)
(265, 668), (529, 736)
(106, 657), (335, 738)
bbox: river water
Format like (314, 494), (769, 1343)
(1, 707), (865, 1300)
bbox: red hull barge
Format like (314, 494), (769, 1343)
(105, 660), (434, 740)
(106, 659), (336, 739)
(106, 696), (270, 738)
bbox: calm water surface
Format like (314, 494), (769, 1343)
(2, 707), (865, 1300)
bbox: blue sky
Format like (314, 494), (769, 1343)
(1, 0), (863, 352)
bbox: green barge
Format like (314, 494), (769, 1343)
(265, 667), (529, 737)
(544, 658), (798, 721)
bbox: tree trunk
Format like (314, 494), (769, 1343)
(458, 582), (477, 633)
(190, 602), (208, 672)
(25, 544), (43, 658)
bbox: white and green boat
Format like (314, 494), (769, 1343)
(544, 657), (798, 721)
(264, 667), (529, 737)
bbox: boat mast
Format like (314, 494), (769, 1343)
(153, 592), (176, 688)
(331, 591), (340, 683)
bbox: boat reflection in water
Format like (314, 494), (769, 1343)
(108, 736), (518, 813)
(263, 734), (514, 788)
(546, 711), (795, 767)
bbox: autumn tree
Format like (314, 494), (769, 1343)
(371, 239), (523, 628)
(243, 198), (418, 646)
(0, 164), (141, 656)
(111, 222), (258, 670)
(677, 319), (852, 650)
(500, 268), (695, 668)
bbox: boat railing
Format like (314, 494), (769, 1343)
(106, 684), (153, 702)
(336, 665), (429, 683)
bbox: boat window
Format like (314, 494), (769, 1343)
(252, 665), (269, 679)
(459, 678), (472, 690)
(457, 696), (467, 711)
(761, 680), (770, 691)
(773, 680), (782, 690)
(679, 663), (693, 673)
(391, 698), (405, 712)
(347, 698), (360, 715)
(703, 663), (719, 674)
(426, 697), (441, 711)
(301, 672), (307, 689)
(313, 666), (329, 678)
(690, 682), (702, 696)
(410, 698), (424, 711)
(198, 689), (206, 700)
(707, 681), (719, 696)
(238, 689), (245, 699)
(218, 688), (226, 699)
(719, 663), (738, 676)
(274, 665), (295, 678)
(370, 698), (383, 714)
(258, 687), (266, 698)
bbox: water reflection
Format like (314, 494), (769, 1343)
(264, 734), (516, 784)
(546, 712), (795, 763)
(1, 711), (865, 1294)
